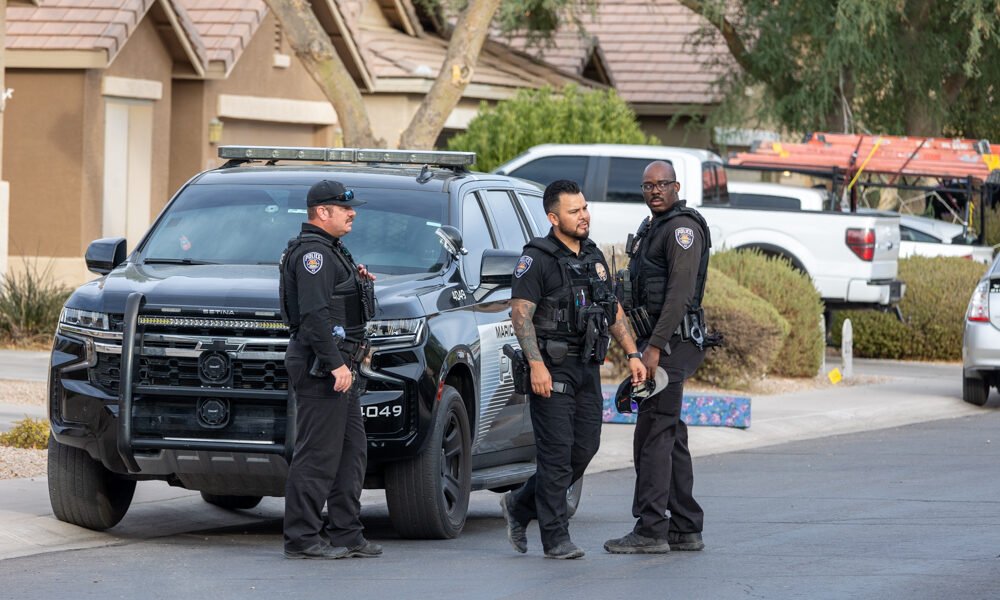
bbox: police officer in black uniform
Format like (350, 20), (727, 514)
(501, 179), (646, 559)
(604, 160), (713, 554)
(280, 179), (380, 560)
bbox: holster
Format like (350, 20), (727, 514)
(503, 344), (531, 395)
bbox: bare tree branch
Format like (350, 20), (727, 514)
(263, 0), (382, 147)
(676, 0), (751, 73)
(398, 0), (503, 149)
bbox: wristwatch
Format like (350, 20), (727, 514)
(626, 352), (642, 360)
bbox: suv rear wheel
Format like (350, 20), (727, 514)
(200, 492), (263, 510)
(48, 435), (136, 530)
(385, 385), (471, 539)
(963, 376), (989, 406)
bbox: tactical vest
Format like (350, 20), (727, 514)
(527, 237), (616, 344)
(627, 203), (712, 319)
(279, 232), (375, 341)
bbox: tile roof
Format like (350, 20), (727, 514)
(6, 0), (207, 71)
(6, 0), (157, 58)
(359, 24), (594, 95)
(176, 0), (267, 74)
(507, 0), (735, 107)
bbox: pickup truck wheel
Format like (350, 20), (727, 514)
(385, 385), (471, 539)
(962, 376), (989, 406)
(566, 477), (584, 518)
(47, 435), (136, 531)
(200, 492), (263, 510)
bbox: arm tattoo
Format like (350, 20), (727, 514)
(609, 306), (638, 354)
(511, 299), (543, 362)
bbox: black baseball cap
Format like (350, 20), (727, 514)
(306, 179), (365, 207)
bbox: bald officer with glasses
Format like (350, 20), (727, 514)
(605, 160), (714, 555)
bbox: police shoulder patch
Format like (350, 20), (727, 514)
(595, 262), (608, 281)
(302, 251), (323, 274)
(675, 227), (695, 250)
(514, 255), (533, 278)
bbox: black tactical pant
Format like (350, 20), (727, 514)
(510, 354), (603, 552)
(283, 340), (367, 552)
(632, 338), (705, 539)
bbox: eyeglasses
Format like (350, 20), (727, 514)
(640, 180), (678, 192)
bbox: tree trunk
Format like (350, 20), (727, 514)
(263, 0), (381, 147)
(676, 0), (751, 72)
(397, 0), (502, 150)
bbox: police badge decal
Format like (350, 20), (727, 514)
(675, 227), (694, 250)
(303, 251), (323, 274)
(514, 255), (533, 278)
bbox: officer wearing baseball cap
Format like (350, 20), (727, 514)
(280, 179), (378, 559)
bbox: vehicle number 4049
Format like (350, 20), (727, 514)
(364, 405), (402, 418)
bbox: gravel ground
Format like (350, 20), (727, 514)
(0, 446), (46, 479)
(0, 381), (48, 479)
(0, 380), (47, 406)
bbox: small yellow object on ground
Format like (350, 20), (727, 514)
(827, 368), (843, 384)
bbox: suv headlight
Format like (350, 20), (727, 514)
(366, 318), (426, 346)
(60, 308), (110, 331)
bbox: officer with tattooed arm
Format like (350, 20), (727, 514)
(605, 160), (718, 555)
(500, 179), (646, 559)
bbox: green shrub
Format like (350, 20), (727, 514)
(710, 249), (824, 377)
(0, 417), (50, 450)
(0, 259), (71, 345)
(698, 269), (790, 389)
(447, 84), (657, 172)
(831, 256), (988, 360)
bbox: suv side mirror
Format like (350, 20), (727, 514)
(435, 225), (468, 260)
(480, 249), (520, 286)
(85, 237), (127, 275)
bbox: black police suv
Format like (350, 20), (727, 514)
(48, 146), (580, 539)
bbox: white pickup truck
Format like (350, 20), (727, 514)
(495, 144), (905, 309)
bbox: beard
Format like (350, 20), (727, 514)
(557, 220), (590, 241)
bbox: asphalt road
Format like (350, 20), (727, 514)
(2, 413), (998, 600)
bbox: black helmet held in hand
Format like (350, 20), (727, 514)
(614, 366), (669, 414)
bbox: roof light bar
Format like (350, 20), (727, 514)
(218, 145), (475, 167)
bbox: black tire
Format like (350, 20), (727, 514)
(385, 385), (472, 539)
(200, 492), (263, 510)
(963, 376), (989, 406)
(566, 476), (583, 518)
(47, 435), (136, 531)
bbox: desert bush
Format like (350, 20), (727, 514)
(606, 268), (790, 389)
(710, 249), (824, 377)
(448, 85), (657, 172)
(0, 417), (50, 450)
(831, 256), (988, 360)
(0, 259), (71, 345)
(697, 269), (790, 389)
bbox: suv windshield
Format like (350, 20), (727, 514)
(141, 183), (449, 275)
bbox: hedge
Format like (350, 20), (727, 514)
(710, 249), (824, 377)
(447, 85), (657, 172)
(697, 269), (790, 389)
(831, 256), (988, 360)
(605, 267), (790, 390)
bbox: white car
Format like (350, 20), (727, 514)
(727, 181), (832, 211)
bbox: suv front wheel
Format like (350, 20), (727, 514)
(48, 435), (136, 530)
(385, 385), (472, 539)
